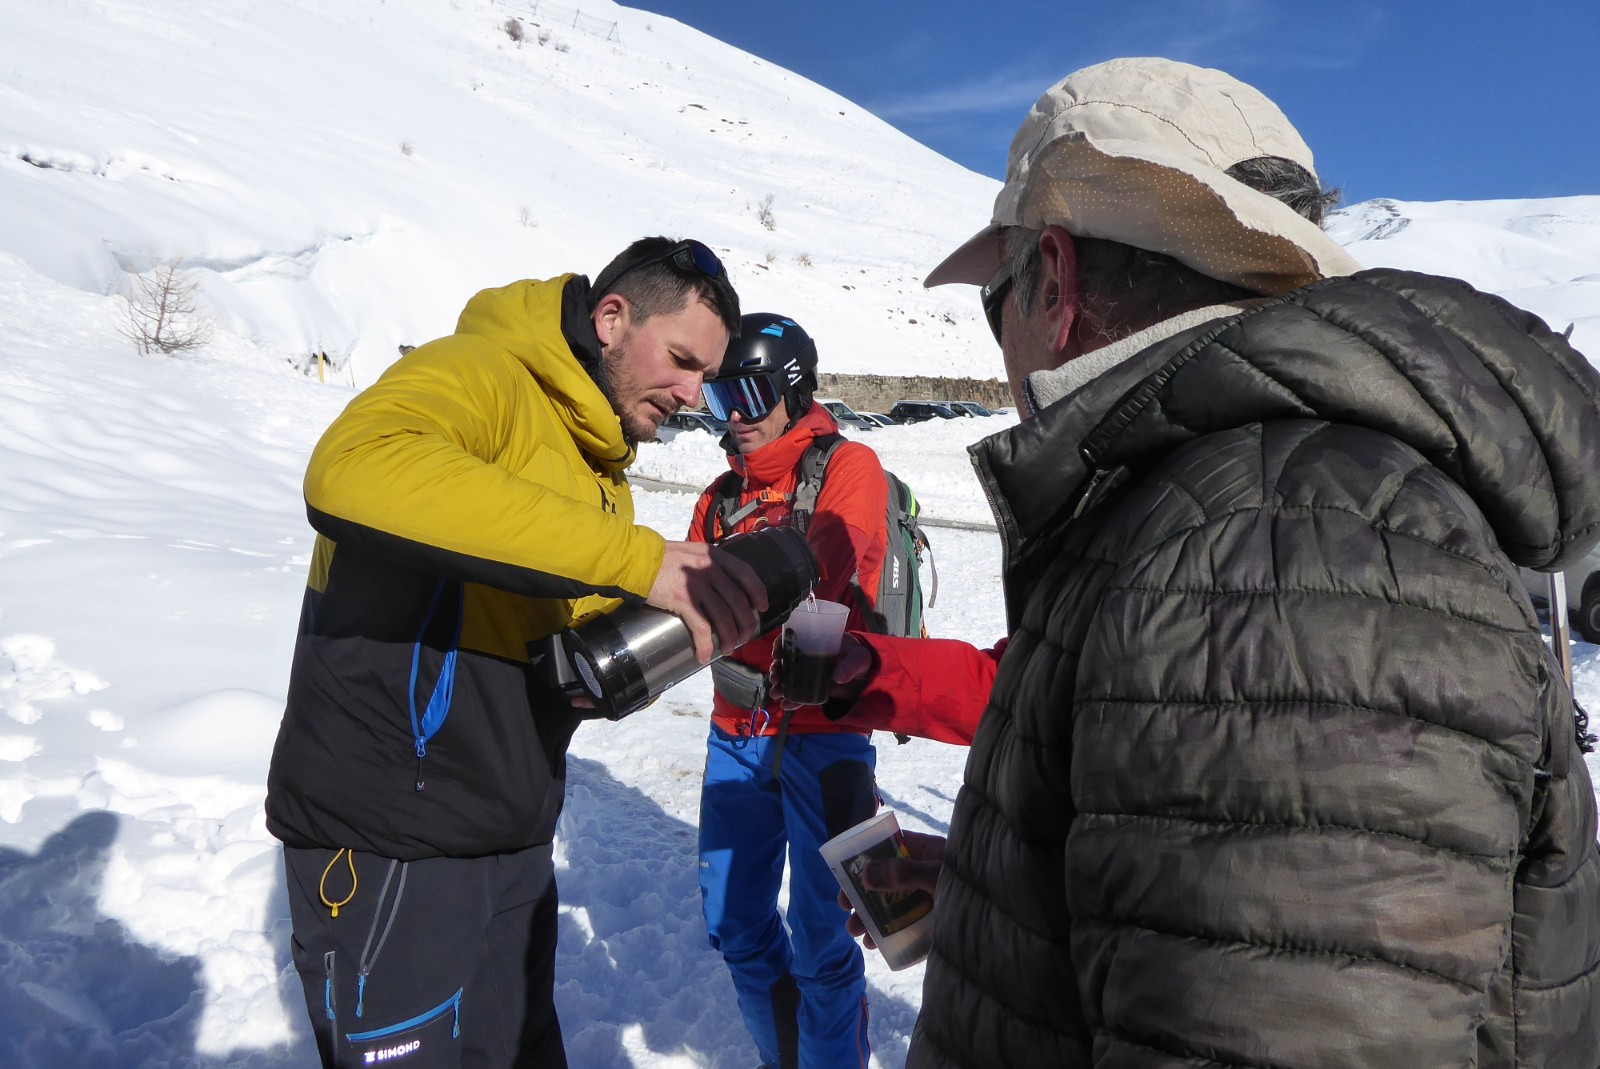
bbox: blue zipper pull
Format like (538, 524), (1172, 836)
(356, 974), (367, 1018)
(323, 951), (336, 1021)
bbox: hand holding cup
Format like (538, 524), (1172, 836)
(776, 598), (850, 705)
(770, 629), (874, 710)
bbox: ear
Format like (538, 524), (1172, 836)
(1036, 225), (1080, 356)
(592, 292), (629, 347)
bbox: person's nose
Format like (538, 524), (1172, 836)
(672, 373), (702, 411)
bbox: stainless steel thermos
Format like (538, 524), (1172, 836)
(546, 526), (819, 720)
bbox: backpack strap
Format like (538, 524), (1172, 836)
(703, 470), (746, 542)
(902, 495), (937, 611)
(706, 472), (797, 542)
(792, 433), (880, 627)
(790, 432), (845, 538)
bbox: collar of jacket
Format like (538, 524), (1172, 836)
(726, 403), (840, 487)
(1024, 301), (1268, 416)
(560, 273), (607, 382)
(970, 268), (1600, 615)
(453, 273), (634, 473)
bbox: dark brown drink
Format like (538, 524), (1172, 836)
(780, 631), (839, 705)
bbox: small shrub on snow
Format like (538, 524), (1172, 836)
(117, 261), (215, 357)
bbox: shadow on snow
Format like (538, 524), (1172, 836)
(2, 761), (928, 1069)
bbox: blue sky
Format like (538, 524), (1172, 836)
(637, 0), (1598, 207)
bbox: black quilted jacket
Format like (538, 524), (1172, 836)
(909, 270), (1600, 1068)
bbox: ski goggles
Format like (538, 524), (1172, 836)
(702, 371), (785, 423)
(592, 238), (725, 296)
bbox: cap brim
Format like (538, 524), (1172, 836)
(924, 224), (1004, 288)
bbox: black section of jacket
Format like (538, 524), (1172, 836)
(909, 270), (1600, 1068)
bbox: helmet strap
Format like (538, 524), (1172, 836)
(784, 385), (815, 431)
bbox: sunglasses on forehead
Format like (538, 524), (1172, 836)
(593, 238), (726, 297)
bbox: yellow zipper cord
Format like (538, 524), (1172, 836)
(319, 848), (358, 918)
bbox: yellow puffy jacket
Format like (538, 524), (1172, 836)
(266, 275), (664, 859)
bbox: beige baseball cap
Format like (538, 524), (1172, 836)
(925, 57), (1362, 294)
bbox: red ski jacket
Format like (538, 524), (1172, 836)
(843, 633), (999, 747)
(687, 404), (887, 736)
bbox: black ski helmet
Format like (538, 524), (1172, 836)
(712, 313), (819, 422)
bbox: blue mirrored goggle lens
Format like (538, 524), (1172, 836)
(703, 373), (783, 422)
(672, 239), (725, 279)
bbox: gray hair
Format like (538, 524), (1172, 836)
(1003, 156), (1340, 344)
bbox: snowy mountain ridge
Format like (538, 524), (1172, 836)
(1329, 195), (1600, 349)
(4, 0), (1597, 385)
(1, 0), (1000, 382)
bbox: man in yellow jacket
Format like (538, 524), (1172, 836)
(266, 237), (767, 1069)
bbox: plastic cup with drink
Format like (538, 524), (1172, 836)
(778, 597), (850, 705)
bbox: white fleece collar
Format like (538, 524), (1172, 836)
(1024, 301), (1269, 416)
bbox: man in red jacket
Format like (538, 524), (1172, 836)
(688, 312), (889, 1069)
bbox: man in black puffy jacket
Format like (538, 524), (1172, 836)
(825, 57), (1600, 1067)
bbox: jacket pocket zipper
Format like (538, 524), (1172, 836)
(345, 988), (463, 1043)
(323, 951), (337, 1023)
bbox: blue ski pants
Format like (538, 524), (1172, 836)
(699, 725), (878, 1069)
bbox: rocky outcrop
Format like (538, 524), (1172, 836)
(814, 373), (1010, 414)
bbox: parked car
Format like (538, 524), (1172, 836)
(1521, 541), (1600, 642)
(947, 401), (996, 417)
(815, 397), (876, 432)
(888, 400), (961, 424)
(860, 412), (900, 428)
(658, 410), (728, 439)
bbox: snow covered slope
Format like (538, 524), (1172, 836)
(0, 0), (1000, 381)
(4, 0), (1597, 384)
(1330, 195), (1600, 356)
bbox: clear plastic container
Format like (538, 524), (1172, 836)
(820, 810), (934, 970)
(780, 598), (850, 704)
